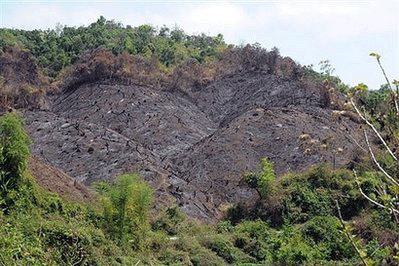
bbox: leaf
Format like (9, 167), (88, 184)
(369, 52), (381, 60)
(354, 83), (368, 91)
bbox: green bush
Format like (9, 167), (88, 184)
(280, 165), (361, 223)
(99, 173), (153, 249)
(190, 248), (227, 266)
(242, 158), (277, 200)
(41, 228), (95, 265)
(0, 113), (31, 211)
(201, 234), (254, 264)
(276, 227), (324, 265)
(366, 239), (390, 263)
(152, 205), (187, 235)
(303, 216), (355, 261)
(233, 220), (271, 262)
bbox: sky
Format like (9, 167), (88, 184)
(1, 0), (398, 90)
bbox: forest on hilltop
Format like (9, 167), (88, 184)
(1, 17), (399, 265)
(1, 16), (228, 77)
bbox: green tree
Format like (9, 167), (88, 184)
(242, 158), (277, 200)
(0, 30), (20, 49)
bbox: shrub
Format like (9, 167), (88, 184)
(151, 205), (187, 235)
(303, 215), (355, 261)
(0, 113), (31, 211)
(99, 173), (153, 249)
(233, 220), (271, 261)
(276, 227), (324, 265)
(190, 248), (227, 266)
(366, 239), (390, 264)
(281, 165), (361, 223)
(202, 235), (236, 264)
(242, 158), (277, 200)
(41, 229), (94, 265)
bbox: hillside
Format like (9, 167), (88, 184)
(13, 47), (369, 220)
(1, 19), (398, 265)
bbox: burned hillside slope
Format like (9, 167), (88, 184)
(22, 53), (369, 220)
(0, 47), (49, 110)
(169, 106), (365, 218)
(181, 71), (329, 127)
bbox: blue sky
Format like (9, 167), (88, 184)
(1, 0), (398, 90)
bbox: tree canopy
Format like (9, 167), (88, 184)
(0, 16), (229, 77)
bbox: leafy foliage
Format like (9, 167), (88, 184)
(0, 16), (228, 78)
(96, 174), (153, 249)
(303, 215), (354, 260)
(280, 165), (364, 224)
(231, 163), (398, 264)
(350, 54), (399, 243)
(242, 158), (277, 200)
(0, 113), (31, 211)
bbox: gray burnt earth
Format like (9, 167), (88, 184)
(24, 70), (368, 220)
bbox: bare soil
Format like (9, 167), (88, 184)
(28, 155), (94, 202)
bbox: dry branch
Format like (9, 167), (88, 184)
(353, 170), (399, 214)
(364, 131), (399, 186)
(350, 98), (397, 161)
(335, 200), (369, 266)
